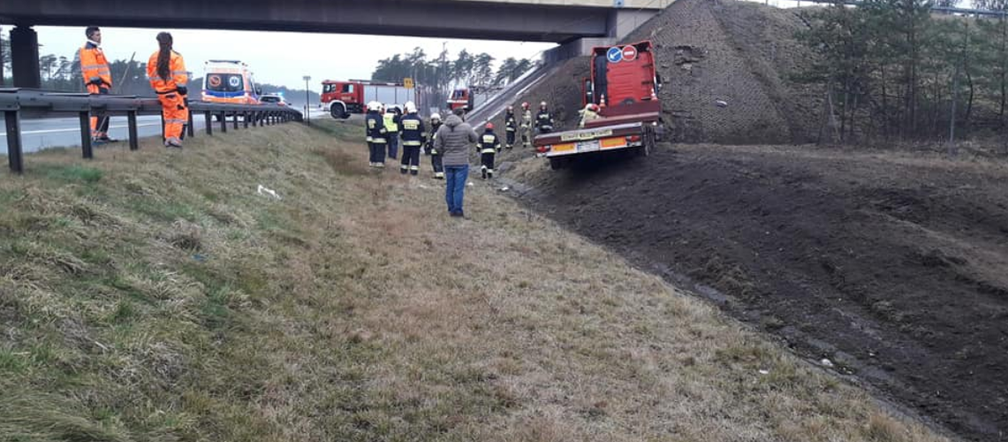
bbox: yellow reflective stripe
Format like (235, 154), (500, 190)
(481, 149), (496, 154)
(366, 137), (373, 142)
(403, 141), (422, 146)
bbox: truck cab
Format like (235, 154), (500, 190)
(201, 60), (261, 105)
(321, 81), (363, 118)
(447, 88), (473, 111)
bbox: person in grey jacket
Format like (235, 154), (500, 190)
(434, 107), (479, 217)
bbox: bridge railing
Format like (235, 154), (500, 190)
(1, 88), (303, 174)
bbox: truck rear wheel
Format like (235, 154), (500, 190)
(330, 104), (346, 119)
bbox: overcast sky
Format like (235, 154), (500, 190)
(11, 25), (556, 90)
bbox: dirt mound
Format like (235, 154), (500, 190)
(625, 0), (821, 143)
(493, 0), (821, 145)
(514, 145), (1008, 441)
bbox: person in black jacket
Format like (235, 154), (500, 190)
(536, 101), (554, 134)
(398, 102), (426, 176)
(365, 101), (387, 168)
(477, 123), (502, 179)
(504, 106), (517, 149)
(426, 113), (445, 179)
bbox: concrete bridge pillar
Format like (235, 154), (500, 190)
(11, 25), (42, 89)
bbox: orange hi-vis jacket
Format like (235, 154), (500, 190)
(146, 50), (188, 94)
(79, 42), (112, 90)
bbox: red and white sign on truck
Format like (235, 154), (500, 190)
(321, 79), (418, 119)
(534, 41), (663, 170)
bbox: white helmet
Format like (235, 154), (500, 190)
(431, 113), (441, 121)
(404, 101), (417, 113)
(367, 101), (381, 111)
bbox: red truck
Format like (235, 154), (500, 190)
(535, 41), (663, 170)
(321, 79), (418, 119)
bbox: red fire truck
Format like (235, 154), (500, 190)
(534, 41), (663, 170)
(320, 80), (417, 119)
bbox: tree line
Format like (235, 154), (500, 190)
(370, 46), (535, 99)
(798, 0), (1008, 145)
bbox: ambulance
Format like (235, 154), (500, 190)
(201, 60), (262, 105)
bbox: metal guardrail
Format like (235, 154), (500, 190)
(1, 88), (304, 174)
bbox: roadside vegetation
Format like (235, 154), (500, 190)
(0, 121), (949, 441)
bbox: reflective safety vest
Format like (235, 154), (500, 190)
(399, 113), (426, 147)
(536, 109), (554, 131)
(383, 112), (399, 133)
(505, 112), (517, 132)
(478, 131), (501, 154)
(366, 111), (387, 143)
(579, 109), (600, 128)
(146, 50), (188, 94)
(79, 42), (111, 88)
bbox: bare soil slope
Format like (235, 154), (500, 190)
(511, 145), (1008, 441)
(493, 0), (820, 146)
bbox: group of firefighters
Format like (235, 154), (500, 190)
(79, 26), (189, 148)
(363, 100), (557, 180)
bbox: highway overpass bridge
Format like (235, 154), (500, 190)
(1, 0), (664, 88)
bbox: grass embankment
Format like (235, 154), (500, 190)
(0, 121), (947, 441)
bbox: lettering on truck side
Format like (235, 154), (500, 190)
(560, 129), (613, 142)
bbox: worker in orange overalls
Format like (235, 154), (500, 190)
(80, 26), (115, 142)
(147, 32), (188, 148)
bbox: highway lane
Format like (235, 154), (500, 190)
(0, 115), (206, 154)
(0, 108), (328, 155)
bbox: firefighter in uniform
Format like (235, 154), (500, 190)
(520, 102), (533, 149)
(147, 32), (188, 148)
(426, 113), (445, 179)
(536, 101), (555, 134)
(365, 101), (387, 167)
(383, 106), (400, 160)
(399, 102), (425, 176)
(579, 103), (601, 128)
(80, 26), (115, 142)
(504, 105), (517, 149)
(477, 123), (502, 180)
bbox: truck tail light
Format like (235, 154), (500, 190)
(626, 135), (642, 143)
(538, 145), (551, 153)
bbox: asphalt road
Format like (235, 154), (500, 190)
(0, 107), (332, 155)
(0, 115), (206, 154)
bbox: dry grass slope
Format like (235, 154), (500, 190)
(0, 121), (948, 441)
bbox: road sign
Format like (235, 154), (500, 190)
(404, 77), (414, 89)
(622, 45), (638, 62)
(607, 47), (623, 63)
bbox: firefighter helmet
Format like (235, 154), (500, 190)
(540, 101), (547, 108)
(521, 102), (529, 109)
(404, 101), (417, 113)
(431, 113), (441, 121)
(367, 101), (381, 111)
(485, 122), (494, 130)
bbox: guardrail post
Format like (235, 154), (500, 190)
(127, 110), (139, 151)
(187, 109), (195, 138)
(243, 112), (249, 129)
(5, 110), (23, 174)
(79, 111), (93, 159)
(232, 112), (238, 130)
(259, 111), (265, 127)
(205, 111), (212, 135)
(160, 112), (166, 142)
(219, 112), (227, 133)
